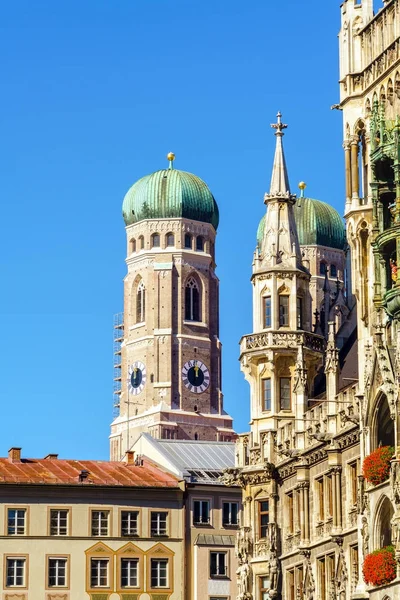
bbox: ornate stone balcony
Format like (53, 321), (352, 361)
(239, 330), (324, 357)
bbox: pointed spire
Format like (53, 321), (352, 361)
(269, 112), (291, 196)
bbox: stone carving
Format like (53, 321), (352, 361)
(361, 516), (370, 558)
(237, 560), (252, 600)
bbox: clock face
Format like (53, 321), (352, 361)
(128, 361), (146, 395)
(182, 360), (210, 394)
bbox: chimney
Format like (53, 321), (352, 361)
(125, 451), (134, 465)
(8, 447), (21, 463)
(44, 453), (58, 460)
(79, 470), (90, 482)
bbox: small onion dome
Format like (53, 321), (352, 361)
(122, 167), (219, 230)
(257, 197), (346, 250)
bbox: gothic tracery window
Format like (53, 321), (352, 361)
(185, 277), (200, 322)
(136, 280), (146, 323)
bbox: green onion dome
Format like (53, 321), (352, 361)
(122, 166), (219, 230)
(257, 197), (346, 250)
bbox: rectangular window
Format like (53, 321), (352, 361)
(350, 545), (359, 592)
(349, 461), (359, 507)
(121, 511), (139, 537)
(287, 569), (295, 600)
(279, 377), (291, 410)
(6, 557), (26, 587)
(50, 509), (68, 536)
(279, 295), (289, 326)
(193, 500), (210, 525)
(7, 509), (26, 535)
(151, 512), (168, 536)
(260, 577), (270, 600)
(210, 552), (227, 577)
(296, 565), (304, 598)
(318, 558), (326, 600)
(263, 297), (272, 328)
(262, 378), (272, 411)
(121, 558), (139, 588)
(287, 493), (294, 534)
(91, 510), (110, 537)
(151, 558), (168, 588)
(90, 558), (109, 588)
(317, 478), (324, 521)
(259, 501), (269, 538)
(48, 557), (67, 587)
(222, 502), (239, 526)
(297, 297), (303, 329)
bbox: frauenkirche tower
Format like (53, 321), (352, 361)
(110, 154), (235, 459)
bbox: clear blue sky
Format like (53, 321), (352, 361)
(0, 1), (380, 459)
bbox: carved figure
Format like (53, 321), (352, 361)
(237, 560), (251, 599)
(361, 516), (370, 557)
(270, 553), (280, 592)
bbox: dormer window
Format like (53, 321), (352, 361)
(279, 296), (289, 327)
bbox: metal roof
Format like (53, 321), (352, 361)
(195, 534), (236, 546)
(141, 435), (235, 483)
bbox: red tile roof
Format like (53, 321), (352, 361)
(0, 456), (180, 488)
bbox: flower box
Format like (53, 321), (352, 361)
(363, 546), (396, 586)
(362, 446), (394, 486)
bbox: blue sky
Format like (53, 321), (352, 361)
(0, 1), (377, 459)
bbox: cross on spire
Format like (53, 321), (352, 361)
(271, 111), (288, 136)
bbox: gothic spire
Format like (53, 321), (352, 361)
(269, 112), (291, 196)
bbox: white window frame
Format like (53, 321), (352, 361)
(50, 509), (68, 536)
(193, 499), (211, 525)
(90, 557), (109, 588)
(48, 557), (68, 587)
(91, 510), (110, 537)
(222, 501), (239, 526)
(210, 551), (227, 578)
(150, 511), (168, 536)
(6, 557), (26, 587)
(151, 558), (168, 588)
(7, 508), (26, 536)
(121, 510), (139, 536)
(121, 557), (139, 588)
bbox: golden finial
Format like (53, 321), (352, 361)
(167, 152), (175, 169)
(298, 181), (307, 190)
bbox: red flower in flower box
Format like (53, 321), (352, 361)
(363, 546), (396, 586)
(362, 446), (394, 486)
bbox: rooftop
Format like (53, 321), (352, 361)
(135, 435), (236, 485)
(0, 448), (180, 488)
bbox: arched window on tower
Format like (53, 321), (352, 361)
(185, 277), (201, 322)
(320, 262), (327, 275)
(152, 233), (160, 248)
(136, 280), (146, 324)
(166, 233), (174, 247)
(374, 394), (394, 449)
(139, 235), (144, 250)
(184, 234), (192, 249)
(196, 236), (204, 251)
(330, 264), (337, 278)
(129, 238), (136, 253)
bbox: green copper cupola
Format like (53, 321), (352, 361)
(122, 154), (219, 230)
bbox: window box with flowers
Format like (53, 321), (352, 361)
(363, 546), (396, 587)
(362, 446), (394, 486)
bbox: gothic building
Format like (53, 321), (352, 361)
(225, 2), (400, 600)
(110, 153), (235, 460)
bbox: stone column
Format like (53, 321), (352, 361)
(343, 141), (352, 206)
(351, 137), (360, 200)
(333, 467), (342, 529)
(304, 483), (310, 543)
